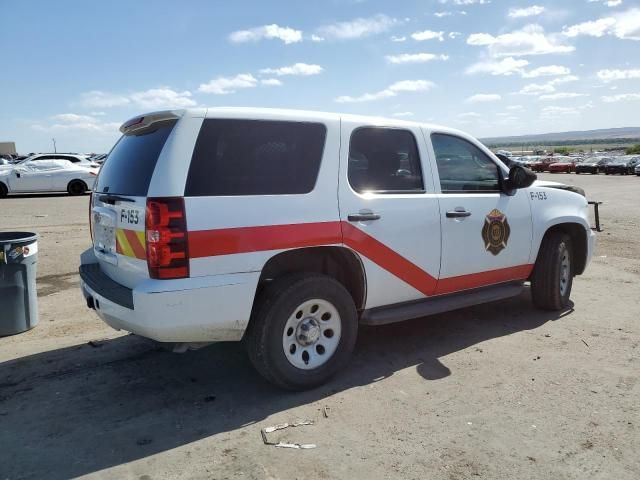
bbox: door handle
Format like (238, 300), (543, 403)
(348, 213), (381, 222)
(446, 209), (471, 218)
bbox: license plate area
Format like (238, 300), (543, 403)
(93, 207), (118, 264)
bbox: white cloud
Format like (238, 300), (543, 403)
(549, 75), (579, 85)
(335, 79), (435, 103)
(458, 112), (482, 119)
(392, 111), (415, 117)
(386, 53), (449, 64)
(538, 92), (588, 100)
(589, 0), (623, 7)
(519, 83), (557, 95)
(52, 113), (98, 123)
(522, 65), (571, 77)
(261, 78), (283, 86)
(466, 58), (571, 79)
(466, 57), (529, 76)
(440, 0), (489, 4)
(601, 92), (640, 102)
(198, 73), (258, 95)
(80, 90), (130, 108)
(449, 31), (462, 39)
(506, 105), (524, 110)
(129, 88), (196, 108)
(259, 63), (323, 76)
(391, 35), (407, 42)
(467, 24), (574, 57)
(311, 34), (325, 42)
(318, 14), (397, 40)
(540, 106), (581, 118)
(33, 114), (120, 134)
(411, 30), (445, 41)
(229, 24), (302, 44)
(466, 93), (502, 103)
(90, 111), (106, 116)
(79, 88), (196, 109)
(509, 5), (545, 18)
(597, 68), (640, 82)
(434, 11), (453, 17)
(563, 8), (640, 40)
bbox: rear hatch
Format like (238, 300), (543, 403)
(91, 114), (178, 288)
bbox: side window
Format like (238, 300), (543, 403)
(348, 127), (424, 193)
(59, 156), (80, 163)
(431, 133), (500, 193)
(186, 119), (327, 196)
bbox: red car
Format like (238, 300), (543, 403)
(529, 157), (555, 172)
(548, 160), (575, 173)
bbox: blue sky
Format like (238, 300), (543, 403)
(1, 0), (639, 153)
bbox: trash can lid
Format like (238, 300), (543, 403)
(0, 232), (38, 244)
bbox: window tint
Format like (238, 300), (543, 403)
(186, 119), (326, 196)
(96, 120), (176, 195)
(348, 127), (424, 193)
(431, 133), (500, 193)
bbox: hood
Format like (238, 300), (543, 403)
(533, 180), (585, 197)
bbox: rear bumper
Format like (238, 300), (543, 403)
(79, 250), (260, 342)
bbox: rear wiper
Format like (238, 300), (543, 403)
(97, 194), (135, 204)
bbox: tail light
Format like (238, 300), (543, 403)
(145, 197), (189, 279)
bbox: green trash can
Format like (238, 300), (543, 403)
(0, 232), (39, 336)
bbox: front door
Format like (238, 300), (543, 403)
(9, 161), (53, 191)
(427, 132), (533, 295)
(338, 122), (441, 308)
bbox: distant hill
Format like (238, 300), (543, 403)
(482, 127), (640, 146)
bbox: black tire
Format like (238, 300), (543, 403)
(67, 180), (87, 196)
(0, 182), (7, 198)
(244, 273), (358, 390)
(575, 171), (580, 174)
(530, 232), (573, 311)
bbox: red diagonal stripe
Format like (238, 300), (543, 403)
(123, 229), (146, 260)
(188, 221), (342, 258)
(341, 222), (437, 296)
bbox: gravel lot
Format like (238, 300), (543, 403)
(1, 174), (638, 480)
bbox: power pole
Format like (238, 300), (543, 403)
(52, 138), (57, 153)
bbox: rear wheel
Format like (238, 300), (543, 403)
(244, 274), (358, 390)
(531, 232), (573, 311)
(0, 182), (7, 198)
(67, 180), (87, 196)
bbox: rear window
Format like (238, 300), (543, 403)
(95, 120), (177, 195)
(185, 119), (326, 196)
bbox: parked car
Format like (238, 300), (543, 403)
(604, 158), (635, 175)
(529, 157), (556, 172)
(635, 162), (640, 176)
(79, 108), (595, 390)
(0, 158), (11, 166)
(0, 157), (98, 196)
(622, 156), (640, 174)
(575, 157), (612, 174)
(0, 153), (100, 171)
(548, 158), (577, 173)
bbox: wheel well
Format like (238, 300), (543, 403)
(541, 223), (588, 275)
(256, 247), (366, 310)
(0, 181), (7, 195)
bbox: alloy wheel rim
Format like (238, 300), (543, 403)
(282, 299), (342, 370)
(560, 245), (570, 296)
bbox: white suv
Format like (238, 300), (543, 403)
(80, 108), (595, 389)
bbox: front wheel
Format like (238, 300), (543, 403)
(0, 183), (7, 198)
(244, 274), (358, 390)
(67, 180), (87, 196)
(530, 232), (573, 310)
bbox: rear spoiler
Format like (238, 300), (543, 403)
(119, 111), (181, 135)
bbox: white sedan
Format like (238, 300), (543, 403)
(0, 158), (99, 196)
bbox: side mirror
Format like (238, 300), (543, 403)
(503, 165), (536, 194)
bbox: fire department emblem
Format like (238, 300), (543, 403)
(482, 209), (510, 256)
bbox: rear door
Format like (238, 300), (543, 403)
(427, 132), (533, 295)
(91, 117), (180, 288)
(338, 122), (441, 308)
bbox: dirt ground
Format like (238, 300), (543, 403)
(1, 174), (638, 480)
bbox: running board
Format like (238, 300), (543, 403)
(360, 282), (525, 326)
